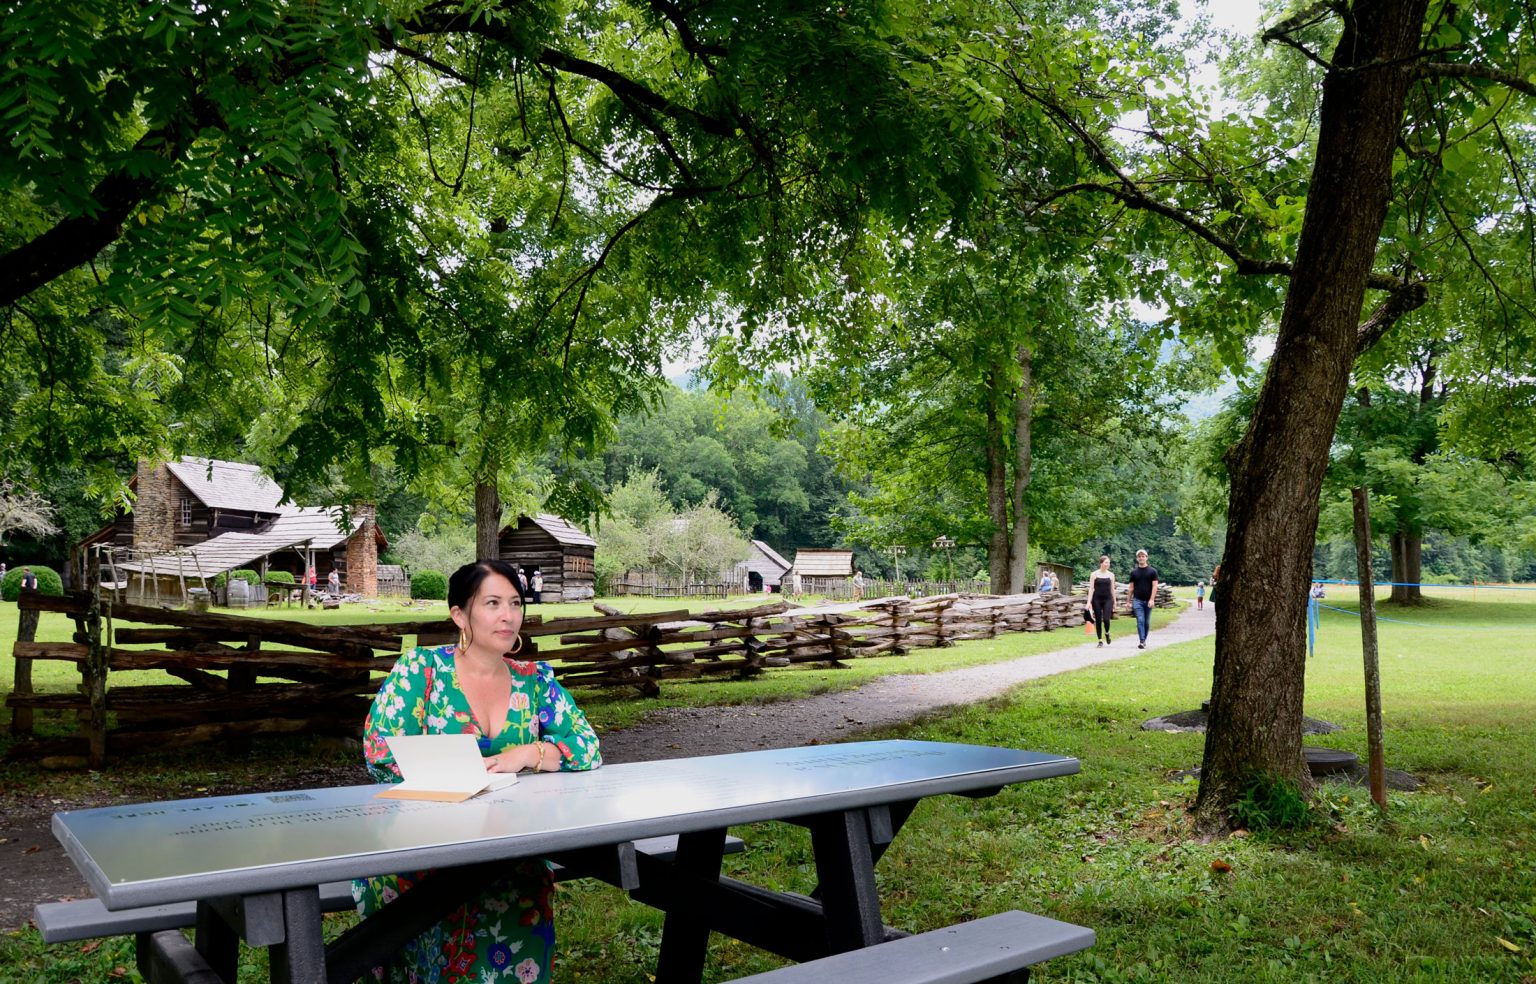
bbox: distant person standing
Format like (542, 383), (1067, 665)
(1038, 570), (1056, 593)
(531, 568), (543, 604)
(327, 569), (341, 597)
(1085, 556), (1116, 647)
(1126, 549), (1160, 649)
(1195, 580), (1206, 610)
(20, 566), (39, 592)
(851, 570), (865, 601)
(791, 570), (803, 598)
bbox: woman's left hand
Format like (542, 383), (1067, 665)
(484, 744), (541, 773)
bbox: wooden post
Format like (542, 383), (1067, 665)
(10, 598), (40, 736)
(1351, 487), (1387, 810)
(85, 551), (109, 767)
(226, 634), (260, 754)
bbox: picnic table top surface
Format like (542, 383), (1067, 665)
(54, 740), (1079, 910)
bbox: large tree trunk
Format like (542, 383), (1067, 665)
(1389, 528), (1423, 604)
(984, 369), (1010, 594)
(475, 480), (502, 562)
(1195, 1), (1428, 829)
(1008, 345), (1034, 594)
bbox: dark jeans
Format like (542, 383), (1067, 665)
(1132, 597), (1152, 642)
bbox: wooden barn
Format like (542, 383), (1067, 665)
(790, 548), (855, 593)
(734, 539), (792, 592)
(498, 513), (596, 602)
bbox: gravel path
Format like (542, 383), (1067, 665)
(598, 602), (1215, 763)
(1, 603), (1214, 931)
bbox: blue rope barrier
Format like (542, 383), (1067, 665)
(1312, 601), (1533, 629)
(1315, 579), (1536, 590)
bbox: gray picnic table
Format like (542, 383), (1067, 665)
(51, 739), (1081, 984)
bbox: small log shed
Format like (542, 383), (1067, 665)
(498, 513), (596, 602)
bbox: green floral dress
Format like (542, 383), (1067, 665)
(354, 645), (602, 984)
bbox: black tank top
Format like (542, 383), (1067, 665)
(1091, 574), (1113, 602)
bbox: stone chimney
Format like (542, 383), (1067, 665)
(133, 460), (176, 553)
(345, 503), (379, 598)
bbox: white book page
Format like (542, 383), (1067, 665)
(384, 733), (520, 797)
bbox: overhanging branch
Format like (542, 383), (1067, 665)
(1355, 280), (1428, 355)
(1417, 62), (1536, 98)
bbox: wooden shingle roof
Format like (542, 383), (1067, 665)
(114, 507), (367, 577)
(751, 540), (792, 572)
(525, 513), (597, 548)
(790, 549), (854, 577)
(165, 458), (288, 513)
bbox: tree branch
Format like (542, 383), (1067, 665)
(1355, 280), (1428, 355)
(377, 35), (477, 85)
(1416, 62), (1536, 98)
(0, 120), (197, 307)
(396, 9), (737, 138)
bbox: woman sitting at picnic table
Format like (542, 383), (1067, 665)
(355, 559), (602, 984)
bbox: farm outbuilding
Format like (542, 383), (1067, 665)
(498, 513), (596, 602)
(1035, 562), (1074, 594)
(734, 540), (792, 592)
(789, 548), (855, 594)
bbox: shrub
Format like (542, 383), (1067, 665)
(267, 570), (296, 584)
(211, 569), (262, 589)
(2, 564), (65, 601)
(410, 569), (448, 601)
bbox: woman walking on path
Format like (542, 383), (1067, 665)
(1085, 555), (1116, 646)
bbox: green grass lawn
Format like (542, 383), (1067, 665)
(3, 589), (1533, 981)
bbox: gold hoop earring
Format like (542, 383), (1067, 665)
(509, 635), (523, 655)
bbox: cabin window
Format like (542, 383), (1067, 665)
(180, 497), (193, 527)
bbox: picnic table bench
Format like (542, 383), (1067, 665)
(731, 909), (1094, 984)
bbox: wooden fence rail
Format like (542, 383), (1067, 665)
(5, 584), (1175, 764)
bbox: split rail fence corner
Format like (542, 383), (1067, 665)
(6, 585), (1175, 765)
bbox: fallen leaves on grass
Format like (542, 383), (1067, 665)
(1210, 859), (1232, 873)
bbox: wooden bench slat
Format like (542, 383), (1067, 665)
(35, 833), (744, 943)
(725, 910), (1094, 984)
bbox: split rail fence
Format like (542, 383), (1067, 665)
(6, 585), (1174, 765)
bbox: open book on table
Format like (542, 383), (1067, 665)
(375, 733), (520, 803)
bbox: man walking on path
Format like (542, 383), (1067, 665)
(1126, 549), (1160, 649)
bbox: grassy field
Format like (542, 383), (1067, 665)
(2, 588), (1533, 981)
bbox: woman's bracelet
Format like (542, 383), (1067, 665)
(534, 740), (546, 772)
